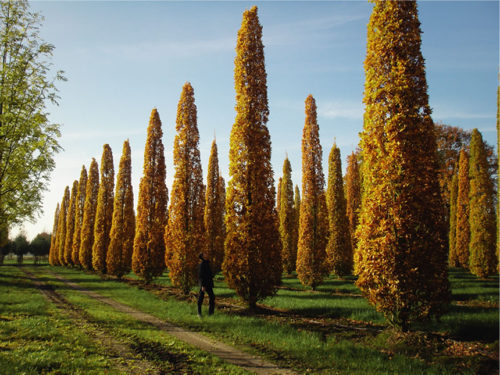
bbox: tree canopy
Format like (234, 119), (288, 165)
(0, 0), (65, 232)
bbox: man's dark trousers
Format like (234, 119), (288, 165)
(197, 287), (215, 315)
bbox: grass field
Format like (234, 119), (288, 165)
(0, 260), (498, 374)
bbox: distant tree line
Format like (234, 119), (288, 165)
(0, 231), (51, 265)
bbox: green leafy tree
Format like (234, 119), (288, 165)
(468, 129), (497, 278)
(448, 173), (459, 267)
(79, 158), (99, 270)
(297, 95), (329, 289)
(204, 140), (226, 274)
(279, 157), (297, 275)
(71, 166), (87, 266)
(326, 143), (352, 277)
(223, 6), (282, 308)
(63, 180), (78, 266)
(165, 83), (206, 294)
(13, 232), (29, 264)
(31, 232), (50, 264)
(356, 0), (450, 330)
(107, 140), (135, 278)
(0, 228), (11, 265)
(0, 0), (65, 233)
(132, 109), (168, 283)
(49, 203), (60, 266)
(455, 149), (470, 268)
(92, 144), (114, 273)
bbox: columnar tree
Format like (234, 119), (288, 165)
(356, 0), (450, 330)
(71, 166), (87, 266)
(326, 143), (352, 277)
(132, 109), (168, 283)
(297, 95), (329, 289)
(92, 144), (114, 273)
(107, 140), (135, 278)
(497, 85), (499, 267)
(63, 180), (78, 265)
(223, 6), (282, 308)
(455, 148), (470, 268)
(345, 151), (361, 252)
(204, 140), (226, 274)
(448, 173), (459, 267)
(56, 186), (70, 265)
(277, 177), (282, 215)
(165, 83), (206, 294)
(468, 129), (497, 278)
(79, 158), (99, 270)
(279, 157), (297, 275)
(49, 203), (60, 266)
(293, 185), (301, 265)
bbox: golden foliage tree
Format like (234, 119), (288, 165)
(497, 85), (499, 267)
(63, 180), (78, 265)
(49, 203), (60, 266)
(326, 143), (352, 277)
(79, 158), (99, 270)
(204, 140), (226, 274)
(132, 109), (168, 283)
(468, 129), (497, 278)
(165, 83), (206, 293)
(345, 151), (361, 253)
(107, 140), (135, 278)
(277, 177), (282, 215)
(455, 148), (470, 268)
(92, 144), (114, 273)
(297, 95), (329, 289)
(71, 166), (87, 266)
(293, 185), (300, 264)
(279, 157), (297, 275)
(448, 173), (459, 267)
(356, 0), (450, 330)
(223, 6), (282, 308)
(56, 186), (70, 266)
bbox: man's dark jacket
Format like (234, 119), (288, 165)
(198, 259), (214, 289)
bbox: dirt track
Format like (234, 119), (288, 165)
(21, 268), (160, 375)
(27, 267), (296, 375)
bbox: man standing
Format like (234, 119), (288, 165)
(197, 252), (215, 317)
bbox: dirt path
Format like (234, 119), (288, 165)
(20, 268), (160, 375)
(45, 269), (297, 375)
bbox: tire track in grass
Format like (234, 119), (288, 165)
(47, 269), (297, 375)
(20, 267), (161, 375)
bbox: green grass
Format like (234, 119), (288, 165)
(0, 266), (123, 374)
(2, 263), (497, 374)
(32, 267), (252, 375)
(40, 265), (493, 374)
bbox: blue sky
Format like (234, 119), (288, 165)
(18, 0), (499, 239)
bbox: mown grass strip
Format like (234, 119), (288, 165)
(44, 265), (483, 374)
(30, 266), (254, 375)
(0, 265), (127, 374)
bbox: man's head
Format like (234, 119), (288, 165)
(199, 252), (206, 261)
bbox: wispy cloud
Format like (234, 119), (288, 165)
(63, 129), (145, 141)
(265, 12), (367, 47)
(317, 99), (363, 120)
(97, 37), (235, 61)
(432, 109), (495, 120)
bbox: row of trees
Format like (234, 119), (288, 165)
(448, 130), (497, 278)
(0, 232), (51, 265)
(49, 3), (497, 329)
